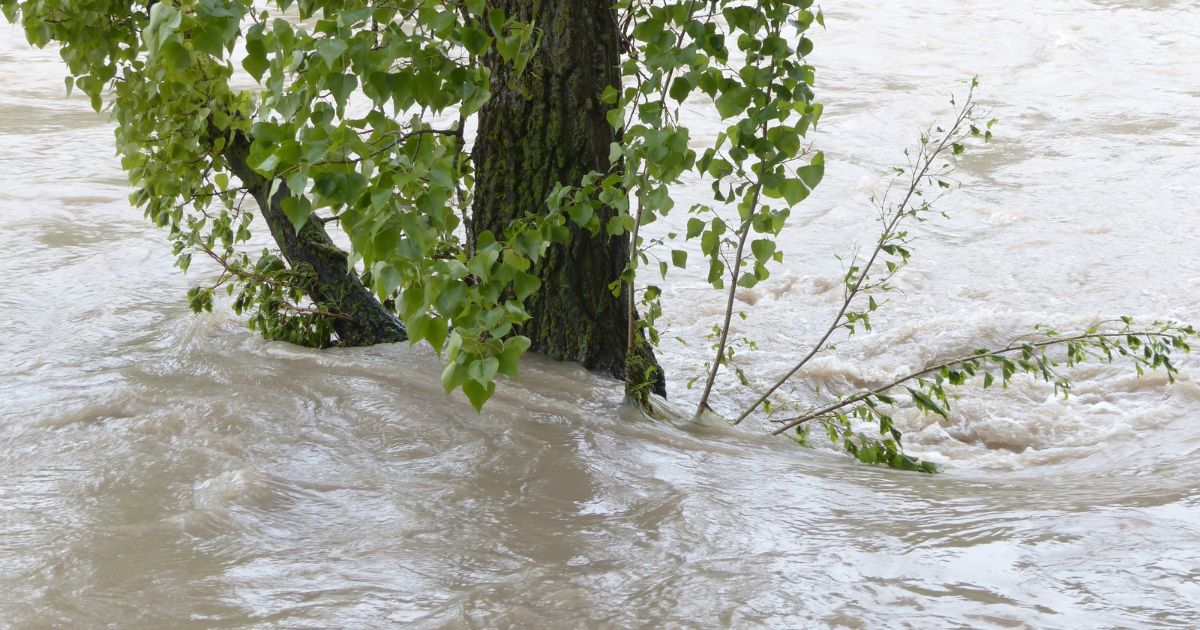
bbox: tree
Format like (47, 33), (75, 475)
(5, 0), (1194, 471)
(3, 0), (675, 407)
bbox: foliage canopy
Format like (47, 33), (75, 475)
(2, 0), (829, 405)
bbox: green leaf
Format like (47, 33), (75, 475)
(468, 357), (500, 384)
(192, 23), (227, 57)
(407, 314), (431, 344)
(426, 314), (451, 353)
(715, 86), (752, 119)
(441, 360), (467, 394)
(145, 4), (181, 55)
(430, 9), (457, 32)
(797, 158), (824, 191)
(161, 39), (191, 69)
(280, 196), (313, 232)
(497, 335), (531, 378)
(750, 239), (775, 263)
(462, 379), (496, 412)
(700, 229), (719, 256)
(315, 38), (348, 69)
(328, 73), (358, 113)
(669, 76), (693, 102)
(767, 127), (801, 156)
(606, 215), (628, 236)
(776, 178), (810, 206)
(243, 39), (269, 82)
(600, 85), (619, 105)
(253, 152), (280, 175)
(514, 272), (541, 301)
(671, 249), (688, 268)
(707, 257), (725, 287)
(906, 387), (949, 419)
(461, 81), (491, 116)
(460, 27), (492, 55)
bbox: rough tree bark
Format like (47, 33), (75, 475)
(470, 0), (666, 396)
(222, 130), (408, 346)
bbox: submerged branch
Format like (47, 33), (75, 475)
(769, 326), (1193, 436)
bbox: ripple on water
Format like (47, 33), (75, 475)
(3, 1), (1200, 628)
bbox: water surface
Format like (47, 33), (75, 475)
(2, 1), (1199, 627)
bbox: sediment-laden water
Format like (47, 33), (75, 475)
(2, 1), (1199, 627)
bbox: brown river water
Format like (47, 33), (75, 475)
(2, 1), (1200, 627)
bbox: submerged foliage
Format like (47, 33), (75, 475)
(776, 319), (1194, 472)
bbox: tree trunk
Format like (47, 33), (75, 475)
(470, 0), (666, 396)
(222, 131), (407, 347)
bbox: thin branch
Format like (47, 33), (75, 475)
(694, 178), (763, 420)
(768, 330), (1181, 436)
(324, 127), (457, 166)
(198, 244), (353, 322)
(733, 94), (977, 425)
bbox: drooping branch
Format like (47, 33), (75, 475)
(768, 323), (1195, 436)
(217, 127), (407, 346)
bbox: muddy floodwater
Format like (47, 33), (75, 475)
(2, 1), (1200, 627)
